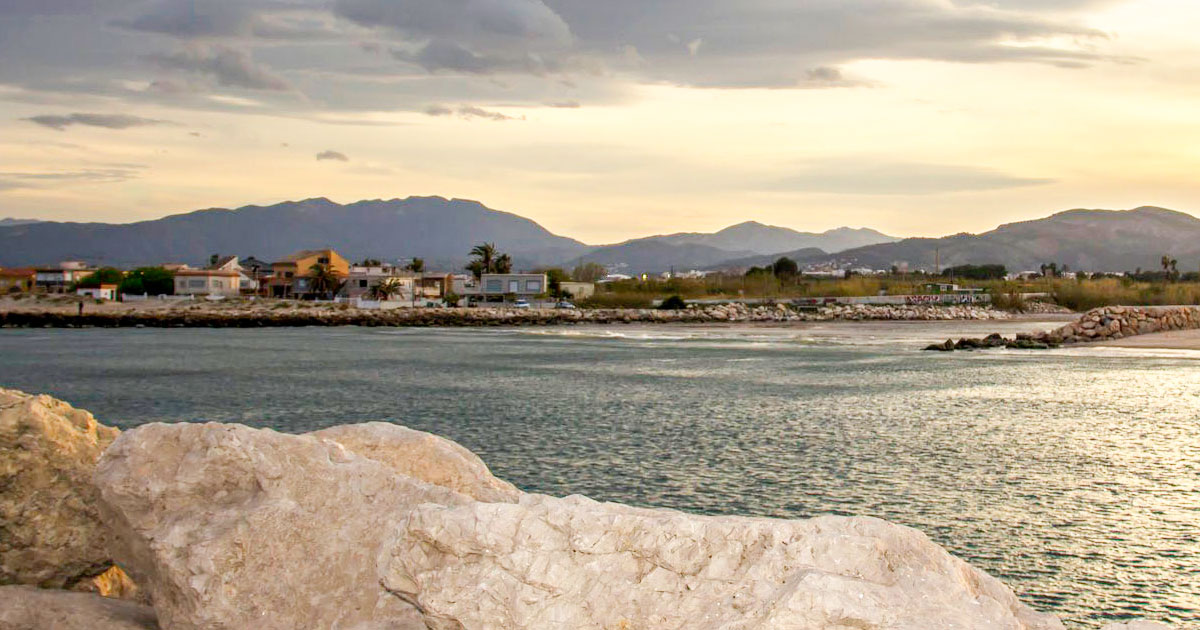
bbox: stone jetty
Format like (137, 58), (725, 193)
(926, 305), (1200, 351)
(0, 387), (1173, 629)
(0, 301), (1008, 329)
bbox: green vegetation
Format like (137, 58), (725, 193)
(658, 295), (687, 310)
(118, 267), (174, 295)
(571, 262), (606, 282)
(442, 291), (461, 307)
(406, 258), (425, 273)
(308, 263), (343, 299)
(466, 243), (512, 279)
(579, 272), (1200, 311)
(942, 264), (1006, 280)
(368, 278), (403, 301)
(74, 267), (123, 289)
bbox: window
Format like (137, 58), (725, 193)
(359, 280), (368, 288)
(318, 257), (330, 264)
(284, 272), (294, 278)
(508, 280), (519, 293)
(485, 279), (502, 293)
(525, 280), (541, 292)
(188, 279), (204, 288)
(213, 281), (223, 289)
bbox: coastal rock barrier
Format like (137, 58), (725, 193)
(926, 305), (1200, 351)
(0, 302), (1009, 329)
(0, 388), (1172, 629)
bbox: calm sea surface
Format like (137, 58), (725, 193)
(1, 320), (1197, 628)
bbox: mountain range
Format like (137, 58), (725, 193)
(782, 206), (1200, 273)
(0, 218), (40, 227)
(0, 198), (1197, 274)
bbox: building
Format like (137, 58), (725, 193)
(268, 249), (350, 299)
(343, 265), (415, 301)
(559, 281), (595, 300)
(174, 269), (242, 297)
(0, 268), (36, 294)
(35, 261), (95, 293)
(461, 273), (548, 303)
(77, 284), (118, 300)
(924, 283), (984, 295)
(208, 255), (259, 293)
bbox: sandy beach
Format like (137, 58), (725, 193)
(1096, 327), (1200, 350)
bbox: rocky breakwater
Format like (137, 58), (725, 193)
(0, 387), (137, 599)
(0, 301), (1010, 329)
(2, 388), (1172, 629)
(927, 305), (1200, 352)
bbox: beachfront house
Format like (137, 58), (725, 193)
(460, 273), (548, 303)
(343, 265), (416, 301)
(35, 261), (95, 293)
(77, 284), (118, 300)
(558, 281), (595, 300)
(209, 255), (260, 293)
(174, 269), (242, 297)
(268, 249), (350, 299)
(0, 268), (36, 294)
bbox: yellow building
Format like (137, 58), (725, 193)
(269, 249), (350, 298)
(0, 268), (36, 294)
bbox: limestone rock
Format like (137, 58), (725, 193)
(0, 388), (118, 589)
(309, 422), (519, 502)
(0, 585), (158, 630)
(93, 422), (471, 630)
(380, 493), (1067, 630)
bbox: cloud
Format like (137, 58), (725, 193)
(151, 45), (291, 91)
(117, 0), (256, 37)
(335, 0), (573, 49)
(424, 104), (521, 121)
(0, 168), (143, 190)
(316, 150), (349, 161)
(767, 160), (1054, 195)
(22, 113), (172, 131)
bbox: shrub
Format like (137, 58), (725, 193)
(658, 295), (687, 310)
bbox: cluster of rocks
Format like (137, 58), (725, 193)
(0, 302), (1011, 329)
(0, 387), (1172, 629)
(926, 305), (1200, 352)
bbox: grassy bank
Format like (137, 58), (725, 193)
(580, 275), (1200, 311)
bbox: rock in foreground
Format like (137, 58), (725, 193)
(0, 585), (158, 630)
(0, 388), (120, 590)
(95, 421), (1072, 630)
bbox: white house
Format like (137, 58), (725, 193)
(459, 273), (548, 302)
(77, 284), (118, 300)
(343, 265), (415, 300)
(173, 269), (241, 297)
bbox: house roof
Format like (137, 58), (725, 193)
(175, 269), (241, 277)
(209, 255), (239, 270)
(0, 268), (35, 277)
(277, 249), (337, 263)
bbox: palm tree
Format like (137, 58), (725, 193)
(494, 253), (513, 274)
(406, 258), (425, 273)
(369, 278), (403, 301)
(308, 263), (342, 299)
(469, 243), (496, 276)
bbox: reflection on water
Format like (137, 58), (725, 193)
(0, 322), (1197, 628)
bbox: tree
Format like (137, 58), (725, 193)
(359, 258), (382, 267)
(494, 253), (513, 274)
(572, 262), (606, 282)
(119, 267), (174, 296)
(75, 267), (124, 289)
(659, 295), (687, 310)
(537, 268), (569, 297)
(468, 243), (497, 279)
(442, 291), (461, 307)
(942, 264), (1006, 280)
(406, 258), (425, 273)
(771, 257), (799, 280)
(369, 278), (403, 301)
(308, 263), (342, 299)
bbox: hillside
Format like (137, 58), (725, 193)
(793, 207), (1200, 272)
(0, 197), (589, 269)
(567, 241), (763, 275)
(627, 222), (896, 255)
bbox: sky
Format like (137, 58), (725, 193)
(2, 0), (1200, 244)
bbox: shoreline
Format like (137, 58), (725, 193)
(0, 297), (1020, 329)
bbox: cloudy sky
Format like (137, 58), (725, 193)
(1, 0), (1198, 243)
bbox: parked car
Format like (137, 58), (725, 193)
(513, 299), (531, 309)
(554, 301), (576, 309)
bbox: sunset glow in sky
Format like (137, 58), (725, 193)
(2, 0), (1200, 243)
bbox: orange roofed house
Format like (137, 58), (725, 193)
(268, 249), (349, 299)
(0, 268), (36, 294)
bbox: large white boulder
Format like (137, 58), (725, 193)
(380, 493), (1067, 630)
(0, 388), (119, 590)
(93, 422), (472, 630)
(0, 585), (158, 630)
(309, 422), (519, 503)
